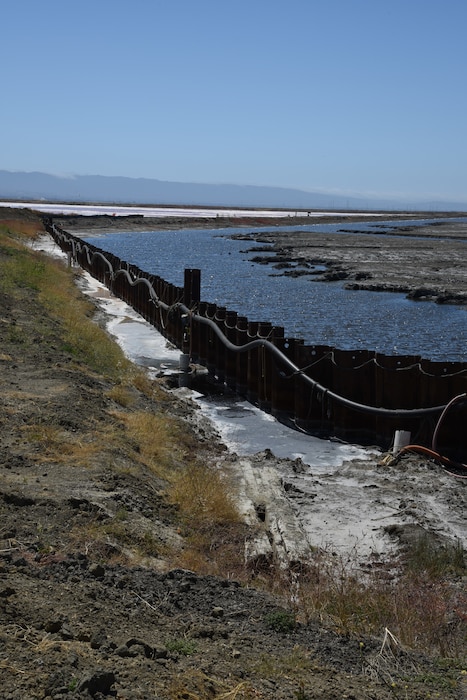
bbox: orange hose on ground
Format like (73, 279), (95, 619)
(396, 444), (467, 479)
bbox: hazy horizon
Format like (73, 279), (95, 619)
(2, 169), (467, 211)
(2, 2), (467, 206)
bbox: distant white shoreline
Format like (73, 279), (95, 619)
(0, 200), (386, 219)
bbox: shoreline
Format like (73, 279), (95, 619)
(54, 210), (467, 307)
(50, 207), (463, 232)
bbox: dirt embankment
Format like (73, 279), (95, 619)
(0, 209), (466, 699)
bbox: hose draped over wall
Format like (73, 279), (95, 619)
(43, 219), (467, 455)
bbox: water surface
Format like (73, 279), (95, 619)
(82, 220), (467, 362)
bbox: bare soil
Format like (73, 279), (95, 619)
(1, 209), (466, 699)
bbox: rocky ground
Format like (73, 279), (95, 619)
(1, 209), (466, 699)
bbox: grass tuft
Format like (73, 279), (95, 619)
(168, 462), (239, 525)
(121, 410), (179, 476)
(264, 609), (297, 633)
(404, 534), (465, 578)
(105, 384), (136, 407)
(165, 638), (197, 656)
(285, 548), (467, 658)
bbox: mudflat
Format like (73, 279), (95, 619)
(58, 211), (467, 305)
(230, 217), (467, 305)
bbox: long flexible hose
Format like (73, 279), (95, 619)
(48, 222), (466, 426)
(395, 393), (467, 478)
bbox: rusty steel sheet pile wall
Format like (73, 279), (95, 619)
(44, 221), (467, 455)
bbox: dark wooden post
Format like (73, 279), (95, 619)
(196, 302), (208, 367)
(150, 275), (163, 334)
(374, 353), (422, 449)
(260, 325), (284, 413)
(294, 344), (332, 437)
(331, 348), (376, 445)
(419, 359), (466, 455)
(182, 271), (200, 360)
(247, 321), (260, 405)
(165, 282), (182, 347)
(257, 322), (273, 411)
(183, 268), (201, 308)
(206, 303), (218, 377)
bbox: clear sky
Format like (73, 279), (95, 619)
(2, 0), (467, 203)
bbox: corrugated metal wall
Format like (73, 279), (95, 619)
(45, 221), (467, 456)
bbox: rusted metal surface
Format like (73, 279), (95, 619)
(44, 220), (467, 455)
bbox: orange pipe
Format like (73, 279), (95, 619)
(396, 444), (467, 479)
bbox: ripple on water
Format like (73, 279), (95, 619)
(83, 222), (467, 362)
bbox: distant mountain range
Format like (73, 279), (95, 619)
(1, 170), (466, 212)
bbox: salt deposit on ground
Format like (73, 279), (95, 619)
(3, 200), (384, 219)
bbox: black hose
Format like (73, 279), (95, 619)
(46, 222), (462, 422)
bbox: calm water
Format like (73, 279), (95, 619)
(82, 219), (467, 362)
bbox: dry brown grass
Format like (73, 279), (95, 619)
(105, 384), (136, 407)
(131, 369), (168, 399)
(165, 669), (258, 700)
(168, 462), (239, 525)
(115, 406), (246, 574)
(0, 219), (44, 239)
(119, 410), (180, 477)
(21, 421), (115, 467)
(166, 462), (247, 577)
(287, 545), (467, 658)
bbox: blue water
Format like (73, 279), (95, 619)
(82, 219), (467, 362)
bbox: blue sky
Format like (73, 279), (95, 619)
(2, 0), (467, 203)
